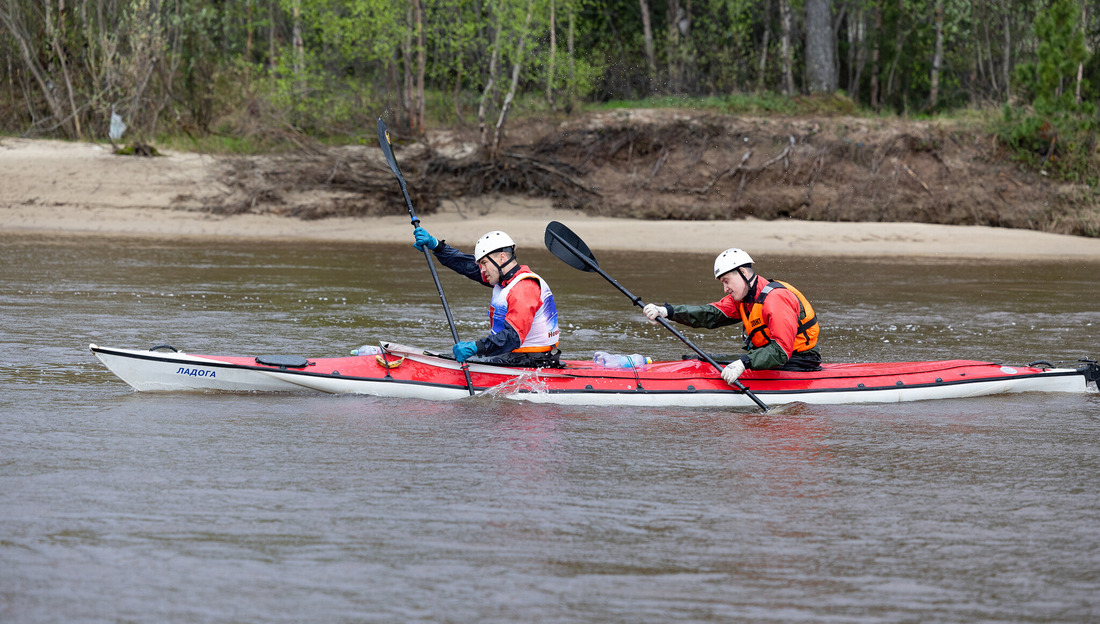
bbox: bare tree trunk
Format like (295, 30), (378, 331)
(413, 0), (425, 133)
(1001, 0), (1010, 101)
(844, 8), (862, 104)
(268, 0), (277, 71)
(246, 0), (253, 61)
(981, 12), (998, 95)
(831, 4), (847, 87)
(567, 0), (576, 112)
(1076, 1), (1085, 105)
(885, 0), (905, 103)
(639, 0), (656, 87)
(547, 0), (556, 108)
(5, 43), (13, 114)
(477, 18), (503, 151)
(44, 0), (82, 138)
(929, 0), (943, 108)
(0, 2), (69, 134)
(780, 0), (795, 94)
(491, 0), (534, 159)
(757, 0), (771, 92)
(681, 0), (693, 91)
(401, 4), (413, 130)
(292, 0), (303, 77)
(870, 0), (881, 108)
(805, 0), (837, 92)
(666, 0), (681, 91)
(453, 64), (463, 122)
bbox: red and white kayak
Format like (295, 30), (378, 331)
(89, 343), (1099, 408)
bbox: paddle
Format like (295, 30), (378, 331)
(544, 220), (769, 412)
(377, 117), (475, 396)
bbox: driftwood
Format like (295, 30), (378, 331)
(901, 161), (932, 195)
(643, 147), (672, 190)
(666, 145), (793, 199)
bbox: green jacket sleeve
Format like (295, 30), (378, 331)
(668, 303), (813, 371)
(745, 342), (790, 370)
(666, 303), (742, 330)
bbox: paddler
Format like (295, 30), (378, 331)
(642, 248), (821, 386)
(413, 227), (562, 367)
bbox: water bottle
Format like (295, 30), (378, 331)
(593, 351), (652, 368)
(350, 345), (384, 356)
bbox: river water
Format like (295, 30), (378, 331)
(2, 233), (1099, 622)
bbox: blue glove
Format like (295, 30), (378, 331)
(413, 227), (438, 251)
(452, 341), (478, 362)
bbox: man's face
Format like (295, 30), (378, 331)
(477, 252), (506, 285)
(719, 270), (749, 300)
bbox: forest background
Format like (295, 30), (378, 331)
(2, 0), (1098, 236)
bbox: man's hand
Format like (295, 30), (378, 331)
(452, 341), (478, 362)
(722, 358), (747, 386)
(643, 303), (668, 325)
(413, 227), (438, 251)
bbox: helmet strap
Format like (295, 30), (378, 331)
(488, 248), (517, 282)
(737, 268), (757, 298)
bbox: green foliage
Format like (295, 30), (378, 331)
(1014, 0), (1089, 113)
(0, 0), (1096, 181)
(589, 92), (856, 117)
(999, 0), (1097, 183)
(997, 104), (1099, 183)
(267, 51), (381, 136)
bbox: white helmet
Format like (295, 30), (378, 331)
(474, 230), (516, 261)
(713, 248), (753, 279)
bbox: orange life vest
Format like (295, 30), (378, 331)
(740, 280), (819, 353)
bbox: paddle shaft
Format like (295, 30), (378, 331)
(377, 118), (474, 396)
(545, 228), (769, 411)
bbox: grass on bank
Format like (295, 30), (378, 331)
(151, 90), (968, 155)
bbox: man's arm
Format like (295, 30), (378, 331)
(432, 242), (489, 285)
(666, 297), (742, 330)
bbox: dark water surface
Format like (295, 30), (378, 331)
(2, 233), (1099, 622)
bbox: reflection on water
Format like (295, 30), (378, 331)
(2, 233), (1099, 622)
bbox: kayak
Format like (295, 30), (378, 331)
(89, 343), (1100, 408)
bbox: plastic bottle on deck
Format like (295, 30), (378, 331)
(351, 345), (384, 356)
(593, 351), (652, 369)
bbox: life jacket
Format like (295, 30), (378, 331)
(488, 270), (560, 353)
(740, 280), (819, 353)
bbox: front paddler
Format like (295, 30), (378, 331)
(413, 227), (562, 367)
(642, 248), (821, 386)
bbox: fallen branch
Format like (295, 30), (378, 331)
(901, 162), (932, 194)
(642, 147), (671, 190)
(502, 152), (601, 196)
(671, 146), (793, 195)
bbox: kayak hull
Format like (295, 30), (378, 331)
(89, 343), (1097, 408)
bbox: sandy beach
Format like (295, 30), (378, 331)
(4, 137), (1100, 260)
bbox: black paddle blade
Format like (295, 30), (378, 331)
(376, 117), (403, 178)
(545, 221), (598, 272)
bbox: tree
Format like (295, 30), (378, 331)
(928, 0), (943, 107)
(1016, 0), (1088, 112)
(779, 0), (796, 94)
(804, 0), (836, 92)
(638, 0), (656, 87)
(490, 0), (534, 157)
